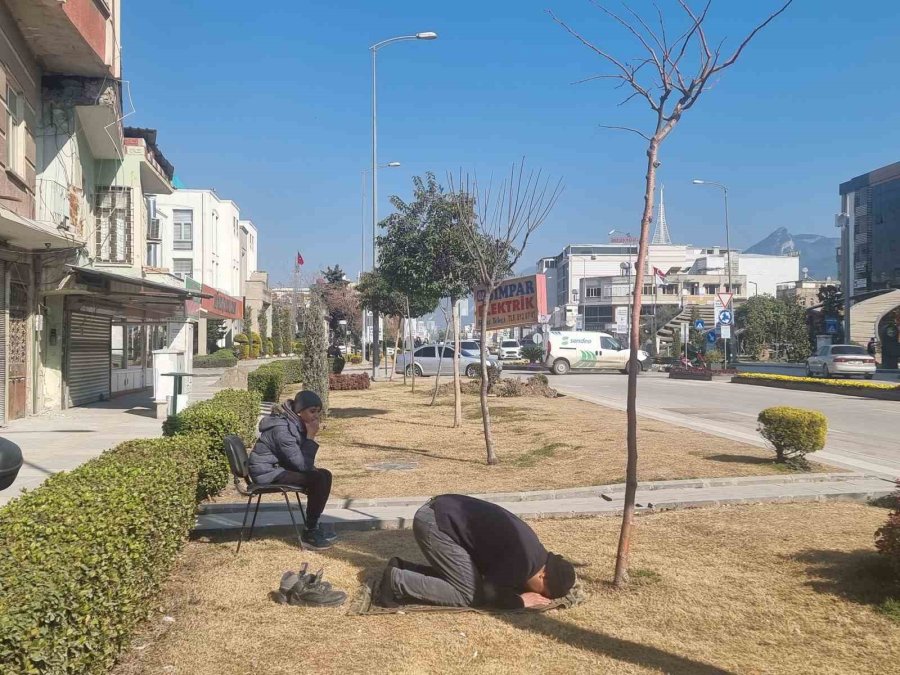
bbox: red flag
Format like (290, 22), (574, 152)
(296, 251), (304, 266)
(652, 266), (667, 286)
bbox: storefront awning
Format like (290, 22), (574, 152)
(0, 206), (80, 250)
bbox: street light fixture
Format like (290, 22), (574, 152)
(693, 178), (735, 362)
(370, 31), (438, 379)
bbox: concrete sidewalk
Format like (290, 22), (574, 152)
(193, 473), (894, 536)
(0, 391), (164, 505)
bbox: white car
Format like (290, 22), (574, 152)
(544, 330), (650, 375)
(499, 340), (522, 360)
(395, 344), (502, 378)
(806, 344), (876, 379)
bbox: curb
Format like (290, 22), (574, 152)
(730, 376), (900, 401)
(195, 472), (888, 515)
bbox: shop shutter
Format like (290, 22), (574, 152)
(66, 312), (111, 406)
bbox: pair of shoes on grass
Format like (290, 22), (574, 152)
(301, 524), (337, 551)
(273, 562), (346, 607)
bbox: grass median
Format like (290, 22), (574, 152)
(113, 502), (898, 675)
(220, 379), (828, 502)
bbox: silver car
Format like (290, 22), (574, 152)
(806, 344), (876, 379)
(395, 344), (502, 378)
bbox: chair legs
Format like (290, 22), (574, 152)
(282, 492), (304, 551)
(236, 494), (256, 554)
(234, 491), (309, 554)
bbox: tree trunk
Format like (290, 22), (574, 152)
(613, 138), (659, 589)
(406, 298), (416, 393)
(390, 316), (400, 382)
(452, 297), (462, 428)
(478, 291), (497, 465)
(430, 302), (449, 406)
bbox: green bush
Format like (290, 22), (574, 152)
(194, 348), (238, 368)
(521, 344), (544, 363)
(0, 436), (205, 673)
(163, 389), (260, 498)
(235, 333), (250, 345)
(248, 364), (285, 402)
(281, 359), (303, 384)
(266, 338), (275, 354)
(757, 406), (827, 468)
(292, 340), (303, 355)
(876, 483), (900, 578)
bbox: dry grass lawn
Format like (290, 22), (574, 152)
(113, 502), (898, 675)
(222, 379), (825, 501)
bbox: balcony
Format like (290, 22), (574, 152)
(43, 75), (123, 159)
(6, 0), (116, 77)
(124, 129), (175, 195)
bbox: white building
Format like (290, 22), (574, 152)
(154, 189), (251, 354)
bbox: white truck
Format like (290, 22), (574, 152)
(544, 331), (650, 375)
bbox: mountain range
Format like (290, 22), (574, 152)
(745, 227), (839, 280)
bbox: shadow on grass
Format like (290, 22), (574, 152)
(329, 407), (390, 419)
(352, 441), (483, 465)
(706, 454), (774, 465)
(792, 548), (900, 612)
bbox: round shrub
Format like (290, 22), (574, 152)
(194, 348), (238, 369)
(757, 406), (827, 467)
(521, 344), (544, 363)
(248, 364), (285, 402)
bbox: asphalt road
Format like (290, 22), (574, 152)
(547, 371), (900, 479)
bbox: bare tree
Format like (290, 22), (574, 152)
(551, 0), (793, 587)
(452, 162), (562, 464)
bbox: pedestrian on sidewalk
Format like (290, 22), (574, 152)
(248, 390), (335, 550)
(374, 494), (576, 609)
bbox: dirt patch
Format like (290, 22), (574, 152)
(112, 502), (897, 675)
(215, 380), (829, 502)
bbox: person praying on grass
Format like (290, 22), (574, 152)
(374, 494), (576, 609)
(248, 390), (334, 550)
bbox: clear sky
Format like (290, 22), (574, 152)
(123, 0), (900, 286)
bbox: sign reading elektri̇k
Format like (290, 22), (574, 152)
(475, 274), (548, 331)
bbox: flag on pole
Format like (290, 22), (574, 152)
(652, 266), (667, 287)
(296, 251), (304, 266)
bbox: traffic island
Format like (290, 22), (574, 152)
(731, 373), (900, 401)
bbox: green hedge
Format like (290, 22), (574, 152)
(163, 389), (261, 498)
(757, 406), (827, 467)
(194, 348), (238, 369)
(248, 365), (285, 402)
(0, 436), (205, 673)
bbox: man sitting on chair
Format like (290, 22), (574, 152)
(374, 494), (576, 609)
(249, 390), (334, 550)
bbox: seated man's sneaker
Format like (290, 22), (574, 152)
(301, 526), (334, 551)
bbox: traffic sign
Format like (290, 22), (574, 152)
(718, 309), (733, 326)
(532, 333), (544, 345)
(706, 331), (717, 344)
(720, 324), (732, 339)
(694, 319), (705, 330)
(716, 292), (734, 309)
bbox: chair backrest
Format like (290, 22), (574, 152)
(223, 435), (250, 480)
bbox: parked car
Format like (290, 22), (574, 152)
(395, 344), (502, 378)
(544, 330), (650, 375)
(806, 344), (876, 379)
(500, 340), (522, 360)
(458, 340), (483, 357)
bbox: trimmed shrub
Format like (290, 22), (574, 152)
(292, 340), (303, 355)
(349, 354), (363, 364)
(163, 388), (261, 498)
(281, 359), (303, 385)
(266, 338), (275, 355)
(329, 373), (371, 390)
(194, 348), (238, 369)
(876, 483), (900, 578)
(521, 344), (544, 363)
(0, 436), (205, 673)
(757, 406), (827, 468)
(248, 364), (285, 402)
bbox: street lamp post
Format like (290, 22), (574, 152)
(748, 280), (758, 296)
(360, 162), (401, 363)
(693, 179), (734, 362)
(370, 31), (437, 380)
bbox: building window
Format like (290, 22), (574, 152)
(173, 209), (193, 250)
(642, 284), (655, 296)
(704, 283), (719, 295)
(585, 287), (602, 298)
(172, 258), (192, 279)
(95, 187), (132, 263)
(111, 325), (125, 369)
(127, 325), (144, 367)
(146, 242), (161, 268)
(6, 85), (26, 177)
(149, 325), (168, 352)
(661, 284), (679, 295)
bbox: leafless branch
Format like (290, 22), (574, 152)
(599, 125), (651, 141)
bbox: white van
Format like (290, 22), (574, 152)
(544, 331), (650, 375)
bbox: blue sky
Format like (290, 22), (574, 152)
(124, 0), (900, 286)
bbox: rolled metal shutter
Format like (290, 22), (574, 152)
(0, 261), (6, 425)
(67, 312), (111, 406)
